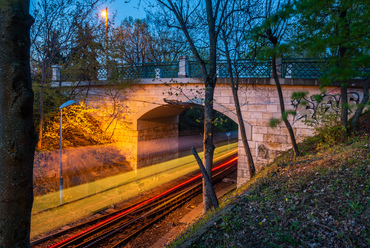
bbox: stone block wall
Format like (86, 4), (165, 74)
(82, 79), (367, 188)
(137, 124), (179, 168)
(244, 85), (320, 166)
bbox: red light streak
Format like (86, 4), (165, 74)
(34, 157), (206, 229)
(34, 149), (238, 230)
(48, 156), (237, 248)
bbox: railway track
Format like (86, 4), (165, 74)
(32, 154), (237, 248)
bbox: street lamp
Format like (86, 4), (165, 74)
(226, 132), (231, 150)
(101, 7), (108, 36)
(59, 100), (76, 205)
(101, 7), (109, 65)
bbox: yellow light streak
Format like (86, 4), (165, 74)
(30, 143), (238, 240)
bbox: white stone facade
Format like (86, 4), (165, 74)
(69, 76), (366, 188)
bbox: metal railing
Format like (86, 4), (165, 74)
(118, 61), (179, 79)
(281, 58), (369, 79)
(60, 61), (179, 81)
(53, 58), (368, 82)
(188, 60), (271, 78)
(188, 60), (207, 78)
(281, 58), (330, 79)
(217, 60), (272, 78)
(59, 67), (105, 82)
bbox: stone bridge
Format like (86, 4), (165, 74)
(53, 57), (368, 187)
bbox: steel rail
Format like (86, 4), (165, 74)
(32, 147), (238, 216)
(58, 158), (237, 247)
(34, 154), (236, 248)
(31, 153), (234, 247)
(110, 162), (237, 248)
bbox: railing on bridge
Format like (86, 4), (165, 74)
(118, 61), (179, 79)
(281, 58), (369, 79)
(58, 61), (179, 81)
(219, 60), (272, 78)
(58, 68), (108, 82)
(187, 60), (272, 78)
(52, 57), (368, 82)
(281, 58), (330, 79)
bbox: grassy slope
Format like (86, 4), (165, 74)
(169, 115), (370, 248)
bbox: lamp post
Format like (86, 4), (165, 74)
(226, 132), (231, 150)
(102, 7), (108, 66)
(59, 100), (76, 205)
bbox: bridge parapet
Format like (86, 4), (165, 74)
(51, 57), (368, 83)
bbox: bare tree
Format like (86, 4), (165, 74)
(219, 4), (256, 178)
(31, 0), (102, 149)
(62, 22), (104, 100)
(351, 79), (369, 133)
(0, 0), (38, 246)
(152, 0), (239, 212)
(251, 0), (300, 156)
(112, 17), (187, 63)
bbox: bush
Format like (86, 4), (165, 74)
(303, 110), (348, 151)
(40, 102), (112, 151)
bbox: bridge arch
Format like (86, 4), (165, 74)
(131, 97), (253, 174)
(132, 98), (252, 139)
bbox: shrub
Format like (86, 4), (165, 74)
(40, 102), (112, 151)
(303, 110), (348, 151)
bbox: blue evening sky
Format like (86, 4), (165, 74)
(30, 0), (148, 26)
(107, 0), (147, 24)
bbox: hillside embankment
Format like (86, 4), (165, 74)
(169, 111), (370, 248)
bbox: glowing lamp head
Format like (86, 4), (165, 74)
(101, 9), (107, 18)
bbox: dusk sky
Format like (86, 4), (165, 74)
(30, 0), (148, 26)
(105, 0), (147, 24)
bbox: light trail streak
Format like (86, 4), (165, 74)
(33, 148), (237, 230)
(33, 161), (200, 229)
(33, 143), (237, 215)
(48, 156), (238, 248)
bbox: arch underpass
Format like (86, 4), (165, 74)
(135, 103), (189, 168)
(134, 101), (242, 169)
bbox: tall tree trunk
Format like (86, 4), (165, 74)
(351, 80), (369, 132)
(0, 1), (37, 247)
(231, 85), (256, 177)
(203, 80), (215, 213)
(157, 0), (218, 213)
(340, 84), (348, 128)
(200, 0), (218, 214)
(267, 30), (300, 156)
(271, 55), (300, 157)
(223, 37), (255, 178)
(338, 8), (349, 128)
(38, 64), (46, 149)
(192, 147), (219, 209)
